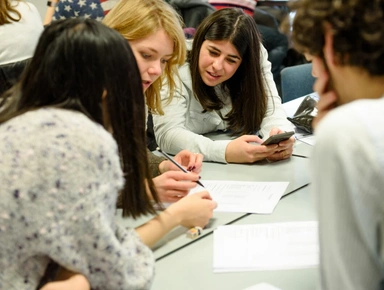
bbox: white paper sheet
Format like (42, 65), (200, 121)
(190, 180), (289, 214)
(242, 283), (282, 290)
(213, 221), (318, 273)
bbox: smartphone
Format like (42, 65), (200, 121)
(261, 131), (295, 146)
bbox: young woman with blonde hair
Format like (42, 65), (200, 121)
(104, 0), (206, 202)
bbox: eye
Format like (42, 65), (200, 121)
(141, 53), (151, 59)
(161, 58), (170, 64)
(208, 49), (219, 56)
(226, 58), (237, 64)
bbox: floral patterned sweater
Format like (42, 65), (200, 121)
(0, 108), (154, 290)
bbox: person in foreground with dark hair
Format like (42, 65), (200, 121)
(0, 18), (216, 289)
(153, 8), (295, 164)
(290, 0), (384, 289)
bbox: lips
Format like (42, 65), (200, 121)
(142, 80), (152, 91)
(205, 71), (222, 83)
(207, 71), (220, 78)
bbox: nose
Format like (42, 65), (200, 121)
(148, 61), (162, 77)
(212, 58), (223, 71)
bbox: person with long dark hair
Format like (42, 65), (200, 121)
(0, 18), (215, 289)
(153, 8), (295, 164)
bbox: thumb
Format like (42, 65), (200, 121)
(241, 134), (263, 143)
(269, 127), (282, 136)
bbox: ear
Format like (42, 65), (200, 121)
(323, 23), (336, 67)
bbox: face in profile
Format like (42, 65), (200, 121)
(129, 29), (174, 92)
(305, 52), (343, 102)
(304, 53), (325, 78)
(198, 40), (242, 87)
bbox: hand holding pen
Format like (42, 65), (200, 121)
(156, 147), (205, 188)
(158, 149), (204, 174)
(156, 148), (217, 239)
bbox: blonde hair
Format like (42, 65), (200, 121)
(0, 0), (22, 24)
(103, 0), (186, 115)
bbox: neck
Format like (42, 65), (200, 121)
(337, 66), (384, 104)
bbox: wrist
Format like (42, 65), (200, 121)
(47, 0), (58, 7)
(164, 204), (182, 227)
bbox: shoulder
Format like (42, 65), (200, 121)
(1, 108), (118, 155)
(12, 1), (40, 15)
(178, 62), (192, 82)
(315, 98), (384, 160)
(317, 98), (384, 139)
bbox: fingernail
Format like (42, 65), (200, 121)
(199, 176), (201, 179)
(187, 166), (193, 171)
(191, 166), (196, 171)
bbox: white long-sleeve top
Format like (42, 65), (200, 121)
(311, 97), (384, 290)
(0, 1), (43, 65)
(153, 44), (293, 163)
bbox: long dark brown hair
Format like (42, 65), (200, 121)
(189, 8), (268, 135)
(0, 18), (160, 218)
(0, 0), (21, 24)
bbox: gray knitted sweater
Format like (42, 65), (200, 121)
(0, 108), (154, 290)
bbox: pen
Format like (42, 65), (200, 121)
(156, 147), (205, 188)
(292, 154), (309, 159)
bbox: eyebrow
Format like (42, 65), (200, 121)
(208, 45), (241, 60)
(147, 47), (173, 57)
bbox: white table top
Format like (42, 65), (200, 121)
(152, 185), (319, 290)
(115, 142), (313, 262)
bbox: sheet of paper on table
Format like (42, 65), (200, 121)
(213, 221), (319, 273)
(242, 283), (282, 290)
(190, 180), (289, 214)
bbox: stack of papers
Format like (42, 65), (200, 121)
(190, 181), (289, 214)
(213, 221), (318, 273)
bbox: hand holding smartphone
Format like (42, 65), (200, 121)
(261, 131), (295, 146)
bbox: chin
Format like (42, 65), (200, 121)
(202, 77), (217, 87)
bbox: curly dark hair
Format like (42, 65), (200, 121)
(289, 0), (384, 76)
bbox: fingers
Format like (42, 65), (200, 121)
(241, 134), (263, 143)
(185, 152), (204, 173)
(269, 127), (283, 136)
(277, 136), (295, 147)
(312, 91), (338, 128)
(173, 150), (204, 173)
(162, 195), (186, 203)
(313, 69), (330, 95)
(267, 148), (293, 161)
(163, 170), (200, 182)
(194, 190), (213, 200)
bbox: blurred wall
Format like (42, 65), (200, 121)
(28, 0), (46, 21)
